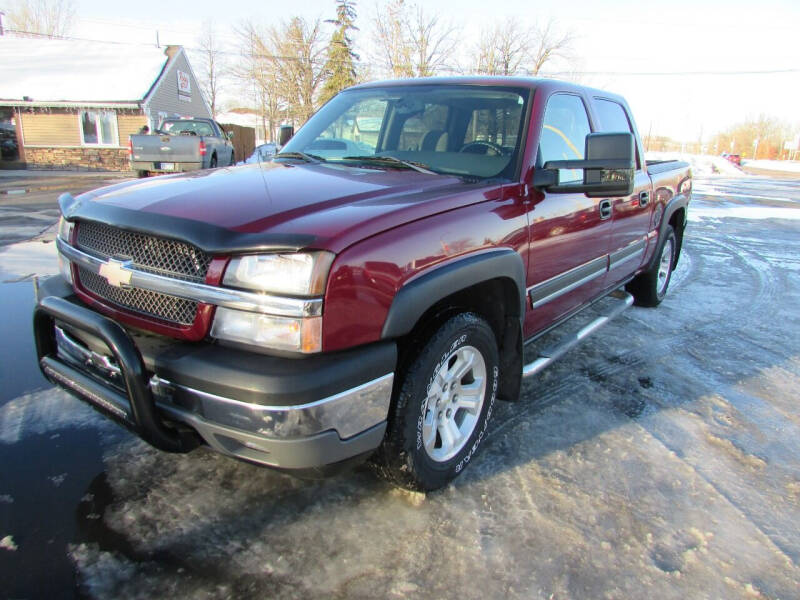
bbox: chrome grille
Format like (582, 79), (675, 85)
(74, 221), (211, 326)
(78, 266), (198, 325)
(76, 221), (211, 282)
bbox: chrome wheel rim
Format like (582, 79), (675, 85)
(657, 238), (674, 297)
(422, 345), (487, 462)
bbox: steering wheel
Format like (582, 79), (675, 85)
(459, 140), (505, 156)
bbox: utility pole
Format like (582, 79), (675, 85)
(0, 11), (6, 36)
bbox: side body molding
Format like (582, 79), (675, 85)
(381, 249), (527, 339)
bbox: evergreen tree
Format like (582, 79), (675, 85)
(320, 0), (359, 104)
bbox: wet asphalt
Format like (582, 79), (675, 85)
(0, 173), (798, 599)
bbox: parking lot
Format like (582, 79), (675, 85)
(1, 172), (799, 599)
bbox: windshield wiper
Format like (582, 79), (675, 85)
(273, 151), (326, 163)
(340, 155), (438, 175)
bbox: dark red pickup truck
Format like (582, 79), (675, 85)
(34, 77), (691, 490)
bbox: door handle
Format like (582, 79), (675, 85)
(639, 191), (650, 207)
(599, 199), (613, 220)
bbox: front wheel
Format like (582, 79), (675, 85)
(627, 225), (677, 307)
(373, 313), (499, 491)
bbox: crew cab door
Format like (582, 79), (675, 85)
(524, 93), (613, 337)
(591, 98), (653, 286)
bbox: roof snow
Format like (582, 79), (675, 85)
(0, 36), (172, 104)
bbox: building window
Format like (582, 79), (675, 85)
(79, 110), (118, 146)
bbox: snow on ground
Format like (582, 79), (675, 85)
(646, 152), (746, 177)
(2, 176), (800, 598)
(743, 159), (800, 173)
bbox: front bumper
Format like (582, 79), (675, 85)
(33, 276), (396, 471)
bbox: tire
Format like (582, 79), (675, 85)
(373, 312), (500, 491)
(136, 170), (149, 178)
(209, 154), (217, 168)
(626, 225), (677, 307)
(229, 152), (235, 166)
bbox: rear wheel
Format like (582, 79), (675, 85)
(627, 225), (676, 307)
(209, 154), (217, 168)
(229, 151), (235, 166)
(373, 313), (499, 491)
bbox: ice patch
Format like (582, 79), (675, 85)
(689, 204), (800, 221)
(0, 535), (18, 551)
(49, 473), (68, 487)
(0, 387), (107, 444)
(744, 159), (800, 173)
(0, 494), (12, 504)
(0, 238), (59, 280)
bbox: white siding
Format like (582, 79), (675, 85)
(143, 49), (211, 128)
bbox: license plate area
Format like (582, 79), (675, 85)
(160, 162), (175, 170)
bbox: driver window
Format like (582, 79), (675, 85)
(539, 94), (592, 184)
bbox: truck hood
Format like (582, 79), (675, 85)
(63, 161), (500, 254)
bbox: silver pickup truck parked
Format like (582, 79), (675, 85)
(129, 118), (235, 177)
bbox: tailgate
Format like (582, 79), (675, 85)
(130, 134), (201, 163)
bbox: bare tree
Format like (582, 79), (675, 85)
(6, 0), (75, 37)
(473, 19), (529, 76)
(269, 17), (327, 124)
(371, 0), (457, 78)
(372, 0), (413, 77)
(528, 19), (573, 76)
(197, 20), (225, 118)
(470, 17), (573, 77)
(234, 17), (326, 135)
(234, 21), (283, 142)
(405, 4), (458, 77)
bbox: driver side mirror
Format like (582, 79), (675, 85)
(533, 132), (635, 197)
(226, 131), (234, 140)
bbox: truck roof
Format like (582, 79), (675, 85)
(349, 76), (626, 104)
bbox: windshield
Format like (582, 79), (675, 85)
(281, 85), (530, 179)
(160, 120), (215, 136)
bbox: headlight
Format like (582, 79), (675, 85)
(58, 216), (74, 242)
(223, 252), (334, 296)
(211, 309), (322, 353)
(57, 217), (75, 284)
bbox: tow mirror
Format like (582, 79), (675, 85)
(533, 132), (635, 197)
(279, 125), (294, 147)
(226, 131), (234, 140)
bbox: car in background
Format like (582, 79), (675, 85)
(243, 143), (277, 164)
(722, 152), (742, 166)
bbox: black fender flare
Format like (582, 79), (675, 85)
(647, 191), (690, 270)
(381, 248), (527, 340)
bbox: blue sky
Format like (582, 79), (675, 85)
(67, 0), (800, 142)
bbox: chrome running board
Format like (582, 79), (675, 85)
(522, 290), (634, 378)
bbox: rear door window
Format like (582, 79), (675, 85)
(538, 94), (592, 184)
(593, 99), (640, 169)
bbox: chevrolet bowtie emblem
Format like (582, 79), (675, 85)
(99, 259), (133, 288)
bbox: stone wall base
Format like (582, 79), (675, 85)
(24, 147), (130, 171)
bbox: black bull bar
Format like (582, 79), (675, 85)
(33, 295), (198, 453)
